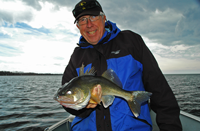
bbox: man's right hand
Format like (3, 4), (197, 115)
(86, 84), (102, 108)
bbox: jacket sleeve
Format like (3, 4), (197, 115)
(135, 34), (182, 131)
(61, 53), (95, 118)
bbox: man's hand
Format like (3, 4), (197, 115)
(86, 84), (102, 108)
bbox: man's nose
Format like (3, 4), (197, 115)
(86, 19), (93, 27)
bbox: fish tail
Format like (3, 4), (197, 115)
(127, 91), (152, 117)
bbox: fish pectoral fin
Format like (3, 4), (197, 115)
(90, 85), (102, 105)
(89, 98), (98, 104)
(90, 95), (101, 105)
(102, 95), (115, 108)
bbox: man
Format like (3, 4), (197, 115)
(62, 0), (182, 130)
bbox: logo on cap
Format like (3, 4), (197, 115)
(79, 2), (86, 10)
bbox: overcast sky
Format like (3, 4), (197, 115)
(0, 0), (200, 74)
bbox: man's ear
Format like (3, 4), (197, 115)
(104, 15), (106, 22)
(76, 24), (80, 29)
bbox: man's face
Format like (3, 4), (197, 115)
(77, 15), (106, 45)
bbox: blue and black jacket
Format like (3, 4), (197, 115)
(62, 21), (182, 131)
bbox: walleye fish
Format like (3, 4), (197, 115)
(54, 64), (152, 117)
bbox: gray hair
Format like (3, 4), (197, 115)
(100, 12), (105, 18)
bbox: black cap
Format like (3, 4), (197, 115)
(72, 0), (103, 23)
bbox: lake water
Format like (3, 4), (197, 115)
(0, 74), (200, 131)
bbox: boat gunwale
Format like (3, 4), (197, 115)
(44, 115), (75, 131)
(44, 111), (200, 131)
(180, 111), (200, 122)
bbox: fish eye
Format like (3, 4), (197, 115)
(66, 90), (72, 95)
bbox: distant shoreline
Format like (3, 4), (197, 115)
(0, 71), (62, 76)
(0, 71), (199, 76)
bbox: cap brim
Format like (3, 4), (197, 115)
(74, 9), (100, 24)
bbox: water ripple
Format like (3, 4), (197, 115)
(0, 75), (69, 131)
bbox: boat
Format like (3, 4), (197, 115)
(151, 110), (200, 131)
(44, 110), (200, 131)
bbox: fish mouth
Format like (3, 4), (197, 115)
(55, 96), (79, 104)
(55, 91), (91, 110)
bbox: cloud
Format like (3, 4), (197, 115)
(47, 0), (78, 8)
(0, 0), (34, 24)
(21, 0), (78, 11)
(196, 0), (200, 5)
(21, 0), (42, 11)
(175, 7), (200, 38)
(143, 37), (200, 64)
(0, 0), (199, 74)
(101, 0), (200, 66)
(170, 45), (191, 53)
(0, 26), (13, 38)
(154, 53), (200, 74)
(101, 0), (199, 48)
(0, 26), (78, 73)
(0, 2), (79, 73)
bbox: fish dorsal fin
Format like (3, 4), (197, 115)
(85, 66), (95, 75)
(102, 95), (115, 108)
(102, 69), (123, 88)
(79, 64), (85, 76)
(79, 63), (96, 76)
